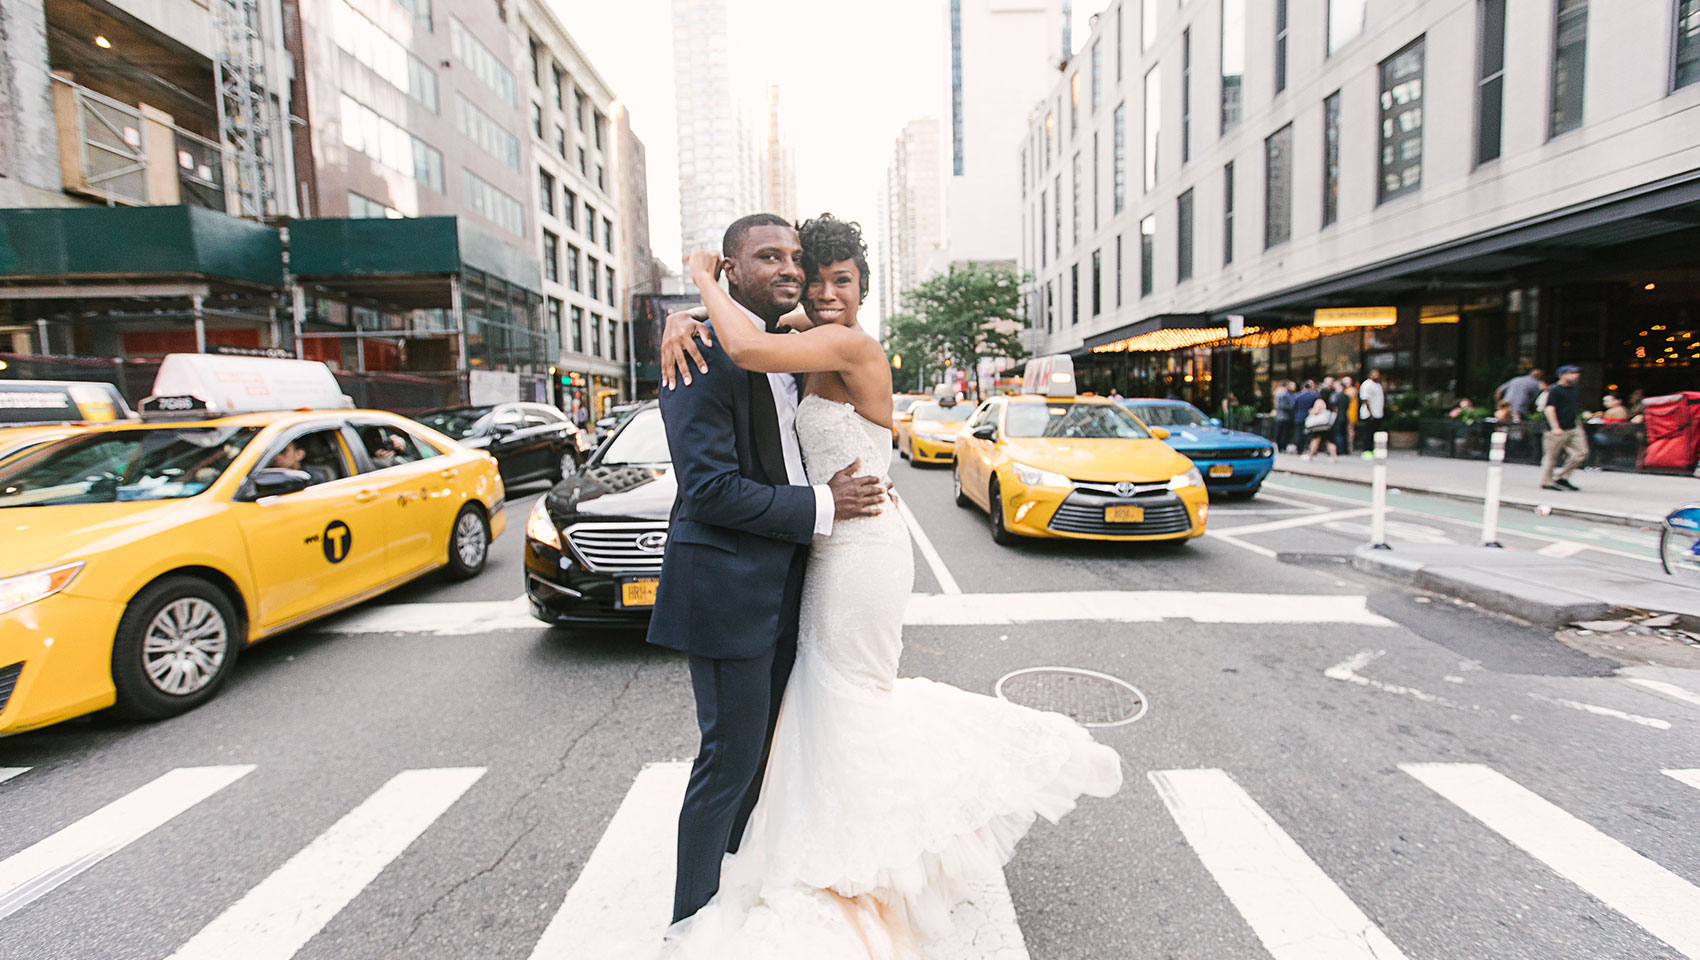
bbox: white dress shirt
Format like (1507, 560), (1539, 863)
(734, 301), (835, 536)
(1358, 378), (1385, 418)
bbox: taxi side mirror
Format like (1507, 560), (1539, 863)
(1151, 427), (1171, 440)
(971, 424), (997, 441)
(241, 467), (312, 501)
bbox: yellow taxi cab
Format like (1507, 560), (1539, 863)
(897, 399), (970, 465)
(951, 355), (1207, 545)
(889, 393), (931, 447)
(0, 354), (505, 736)
(0, 380), (139, 458)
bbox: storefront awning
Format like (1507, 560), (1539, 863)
(288, 217), (542, 309)
(0, 205), (283, 291)
(1082, 314), (1258, 354)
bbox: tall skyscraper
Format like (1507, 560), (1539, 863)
(671, 0), (763, 257)
(764, 84), (798, 222)
(878, 118), (946, 328)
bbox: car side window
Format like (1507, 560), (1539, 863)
(492, 407), (525, 429)
(522, 411), (558, 428)
(525, 404), (568, 423)
(356, 424), (426, 470)
(260, 428), (352, 487)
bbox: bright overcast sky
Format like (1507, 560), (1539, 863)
(556, 1), (1097, 270)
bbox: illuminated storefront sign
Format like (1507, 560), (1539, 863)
(1313, 306), (1397, 328)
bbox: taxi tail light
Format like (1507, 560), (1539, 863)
(0, 562), (85, 618)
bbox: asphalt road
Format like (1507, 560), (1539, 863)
(2, 463), (1697, 960)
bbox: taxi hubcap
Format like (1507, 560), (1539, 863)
(143, 599), (227, 696)
(456, 513), (486, 566)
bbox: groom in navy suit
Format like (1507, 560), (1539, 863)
(648, 213), (887, 923)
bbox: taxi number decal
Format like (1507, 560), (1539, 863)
(322, 520), (353, 564)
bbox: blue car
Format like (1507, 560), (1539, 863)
(1116, 399), (1275, 497)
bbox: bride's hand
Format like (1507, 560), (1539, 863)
(687, 250), (723, 286)
(661, 309), (713, 390)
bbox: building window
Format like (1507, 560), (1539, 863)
(462, 169), (524, 236)
(1221, 0), (1244, 133)
(1475, 0), (1507, 163)
(1092, 249), (1102, 315)
(1181, 28), (1192, 164)
(1550, 0), (1588, 137)
(1222, 161), (1235, 264)
(593, 111), (606, 151)
(564, 189), (577, 229)
(1091, 40), (1102, 112)
(1115, 234), (1124, 306)
(1054, 175), (1062, 259)
(609, 318), (619, 361)
(1072, 152), (1081, 246)
(454, 92), (520, 171)
(1142, 0), (1157, 52)
(538, 169), (554, 216)
(1139, 214), (1156, 297)
(1045, 280), (1054, 332)
(585, 207), (596, 243)
(567, 244), (581, 291)
(1323, 90), (1341, 225)
(603, 218), (614, 253)
(554, 125), (566, 159)
(1112, 103), (1127, 213)
(331, 0), (437, 111)
(1177, 189), (1194, 283)
(597, 164), (606, 191)
(553, 67), (565, 109)
(450, 18), (516, 107)
(1044, 112), (1054, 166)
(1116, 5), (1124, 81)
(1275, 0), (1289, 93)
(1070, 72), (1080, 137)
(1070, 263), (1080, 324)
(1678, 0), (1700, 90)
(571, 306), (584, 352)
(347, 191), (403, 219)
(543, 230), (559, 283)
(587, 257), (599, 299)
(591, 314), (602, 356)
(1378, 37), (1425, 203)
(578, 147), (587, 176)
(1093, 132), (1101, 230)
(1264, 122), (1293, 248)
(1328, 0), (1368, 56)
(950, 0), (964, 175)
(606, 265), (616, 306)
(340, 94), (443, 191)
(1143, 66), (1160, 193)
(547, 297), (562, 340)
(1041, 191), (1049, 267)
(575, 91), (586, 132)
(532, 101), (543, 139)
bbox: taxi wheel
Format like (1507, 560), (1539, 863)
(110, 576), (240, 721)
(987, 480), (1019, 546)
(445, 505), (490, 580)
(953, 463), (972, 507)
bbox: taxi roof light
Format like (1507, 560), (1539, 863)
(141, 354), (353, 420)
(1021, 354), (1078, 399)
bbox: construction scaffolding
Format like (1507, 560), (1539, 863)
(211, 0), (276, 220)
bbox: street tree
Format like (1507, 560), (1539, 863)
(881, 262), (1028, 400)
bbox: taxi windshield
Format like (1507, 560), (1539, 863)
(1004, 402), (1151, 439)
(0, 427), (260, 507)
(1121, 403), (1211, 427)
(415, 407), (493, 439)
(597, 409), (669, 466)
(894, 396), (927, 413)
(911, 403), (964, 421)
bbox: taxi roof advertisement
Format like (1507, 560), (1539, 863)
(150, 354), (352, 414)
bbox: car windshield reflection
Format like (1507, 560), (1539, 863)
(415, 407), (495, 439)
(596, 409), (670, 466)
(1121, 403), (1212, 427)
(0, 427), (262, 507)
(1003, 403), (1150, 439)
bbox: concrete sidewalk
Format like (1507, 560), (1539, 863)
(1273, 450), (1686, 527)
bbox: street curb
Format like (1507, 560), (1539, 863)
(1272, 466), (1662, 530)
(1350, 548), (1617, 629)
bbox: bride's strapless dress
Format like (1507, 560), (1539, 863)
(660, 396), (1124, 959)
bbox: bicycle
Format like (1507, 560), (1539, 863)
(1659, 502), (1700, 583)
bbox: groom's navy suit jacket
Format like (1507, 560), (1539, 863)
(647, 327), (817, 660)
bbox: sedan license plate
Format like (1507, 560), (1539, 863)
(1104, 505), (1145, 523)
(619, 577), (659, 608)
(1209, 464), (1234, 477)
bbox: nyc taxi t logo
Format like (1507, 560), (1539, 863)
(304, 520), (353, 563)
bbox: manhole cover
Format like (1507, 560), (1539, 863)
(995, 667), (1147, 727)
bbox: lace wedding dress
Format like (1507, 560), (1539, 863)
(660, 396), (1124, 959)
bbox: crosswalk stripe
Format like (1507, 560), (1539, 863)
(0, 765), (254, 921)
(1665, 769), (1700, 793)
(1403, 763), (1700, 960)
(168, 767), (485, 960)
(527, 761), (688, 958)
(1627, 677), (1700, 710)
(0, 767), (29, 785)
(1148, 768), (1410, 960)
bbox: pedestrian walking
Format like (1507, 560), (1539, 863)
(1302, 394), (1338, 461)
(1332, 376), (1355, 454)
(1273, 381), (1295, 453)
(1540, 365), (1588, 491)
(1357, 370), (1385, 452)
(1289, 380), (1319, 455)
(1495, 367), (1544, 421)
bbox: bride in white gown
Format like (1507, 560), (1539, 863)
(660, 216), (1123, 959)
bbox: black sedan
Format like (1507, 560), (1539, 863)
(524, 401), (672, 626)
(415, 402), (583, 485)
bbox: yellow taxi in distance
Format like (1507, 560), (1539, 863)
(951, 355), (1207, 545)
(889, 393), (931, 447)
(0, 355), (505, 736)
(898, 400), (970, 464)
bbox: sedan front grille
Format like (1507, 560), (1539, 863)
(1181, 448), (1237, 461)
(565, 521), (668, 574)
(0, 662), (21, 715)
(1048, 493), (1194, 536)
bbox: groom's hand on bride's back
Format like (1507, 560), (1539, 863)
(661, 308), (713, 389)
(829, 459), (886, 521)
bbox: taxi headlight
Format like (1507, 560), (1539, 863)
(1167, 467), (1204, 491)
(919, 432), (955, 444)
(526, 498), (561, 550)
(1011, 461), (1071, 488)
(0, 562), (84, 617)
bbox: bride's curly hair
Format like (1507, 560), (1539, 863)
(797, 214), (871, 304)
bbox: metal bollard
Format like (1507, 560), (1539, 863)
(1481, 430), (1506, 548)
(1370, 431), (1391, 550)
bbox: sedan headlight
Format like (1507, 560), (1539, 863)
(525, 498), (561, 550)
(1011, 461), (1072, 488)
(0, 562), (84, 618)
(1253, 446), (1275, 458)
(1167, 467), (1204, 491)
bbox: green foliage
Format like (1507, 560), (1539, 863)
(880, 262), (1029, 398)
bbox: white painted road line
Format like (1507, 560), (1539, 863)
(1403, 763), (1700, 960)
(897, 495), (962, 595)
(169, 767), (485, 960)
(323, 598), (538, 635)
(1324, 650), (1468, 710)
(905, 591), (1396, 626)
(1206, 506), (1375, 538)
(0, 767), (29, 785)
(1525, 692), (1671, 731)
(1536, 540), (1587, 558)
(1205, 532), (1279, 559)
(527, 761), (686, 958)
(1148, 768), (1410, 960)
(0, 765), (255, 921)
(1666, 769), (1700, 793)
(1627, 677), (1700, 711)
